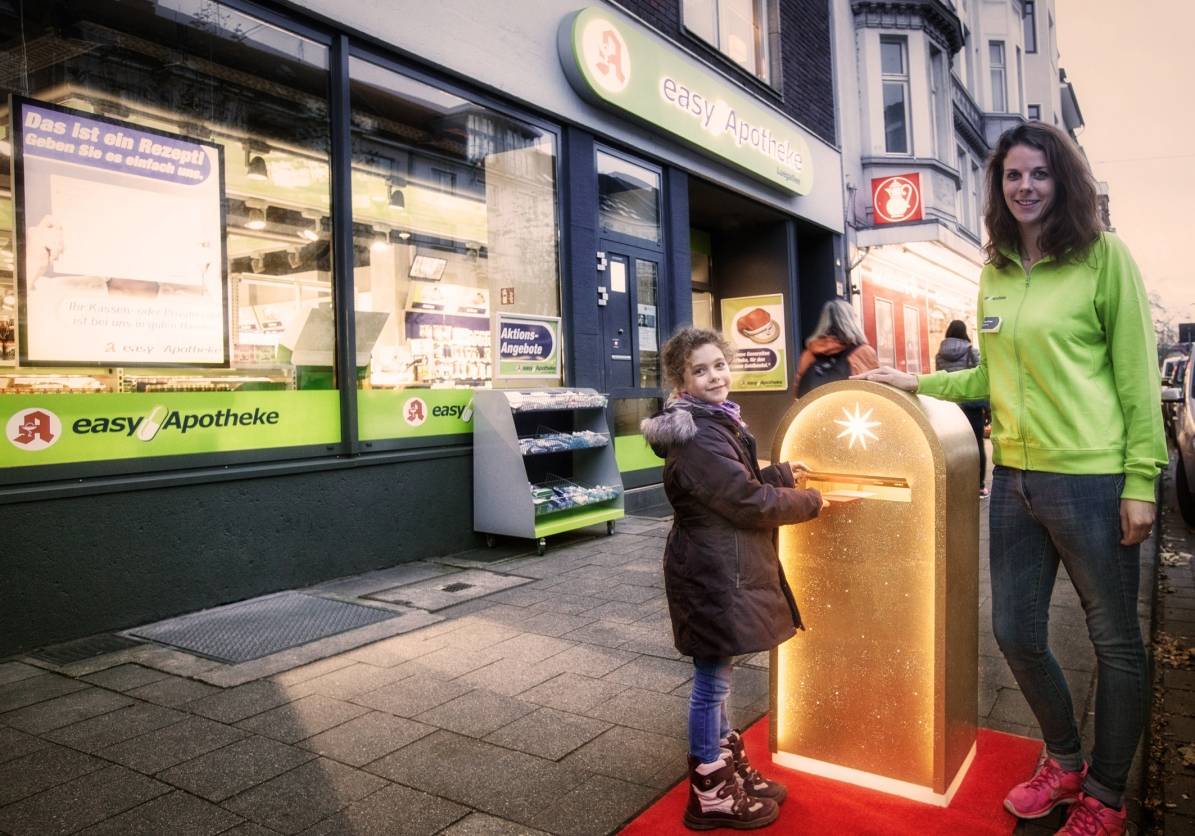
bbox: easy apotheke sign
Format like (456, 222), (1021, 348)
(559, 7), (813, 194)
(3, 391), (338, 467)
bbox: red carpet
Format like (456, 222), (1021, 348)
(620, 718), (1043, 835)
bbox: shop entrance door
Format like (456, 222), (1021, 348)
(598, 242), (664, 395)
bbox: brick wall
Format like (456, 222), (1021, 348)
(617, 0), (837, 144)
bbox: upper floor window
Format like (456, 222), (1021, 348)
(1027, 103), (1041, 121)
(880, 36), (910, 154)
(1024, 1), (1038, 53)
(928, 45), (950, 157)
(989, 41), (1007, 112)
(683, 0), (775, 84)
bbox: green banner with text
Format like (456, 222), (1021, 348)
(358, 389), (475, 441)
(559, 7), (814, 194)
(2, 391), (340, 467)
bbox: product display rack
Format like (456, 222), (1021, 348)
(473, 387), (624, 555)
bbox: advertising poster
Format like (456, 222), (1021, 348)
(496, 313), (562, 378)
(13, 97), (228, 367)
(721, 294), (788, 392)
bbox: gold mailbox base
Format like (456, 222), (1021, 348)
(772, 742), (976, 807)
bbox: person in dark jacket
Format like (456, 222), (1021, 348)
(641, 327), (825, 831)
(935, 319), (990, 497)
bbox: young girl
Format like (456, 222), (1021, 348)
(641, 327), (825, 831)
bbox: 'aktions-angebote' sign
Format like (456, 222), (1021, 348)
(3, 391), (339, 468)
(496, 314), (562, 378)
(14, 97), (228, 367)
(559, 7), (813, 194)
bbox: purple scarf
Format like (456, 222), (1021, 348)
(676, 392), (745, 427)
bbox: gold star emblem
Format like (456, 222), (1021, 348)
(834, 403), (881, 450)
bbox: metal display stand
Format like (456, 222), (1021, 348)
(473, 388), (624, 555)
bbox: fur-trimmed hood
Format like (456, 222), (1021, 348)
(640, 400), (733, 456)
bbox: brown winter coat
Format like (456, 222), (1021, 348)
(640, 401), (822, 658)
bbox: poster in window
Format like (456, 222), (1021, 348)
(874, 297), (895, 367)
(13, 97), (228, 367)
(720, 293), (787, 392)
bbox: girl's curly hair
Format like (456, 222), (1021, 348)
(660, 327), (733, 392)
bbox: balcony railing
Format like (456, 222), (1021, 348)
(951, 75), (986, 151)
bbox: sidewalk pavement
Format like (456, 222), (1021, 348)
(0, 480), (1155, 835)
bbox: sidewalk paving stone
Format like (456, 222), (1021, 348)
(584, 686), (688, 739)
(1, 685), (133, 734)
(520, 672), (628, 714)
(186, 680), (296, 724)
(483, 707), (612, 761)
(516, 610), (599, 638)
(44, 701), (185, 753)
(528, 773), (657, 836)
(0, 743), (107, 805)
(126, 675), (220, 708)
(287, 662), (412, 701)
(221, 757), (386, 833)
(455, 657), (562, 696)
(602, 655), (691, 693)
(0, 661), (45, 686)
(303, 782), (469, 836)
(74, 789), (243, 836)
(299, 711), (434, 766)
(0, 672), (89, 713)
(0, 764), (169, 836)
(413, 689), (537, 738)
(156, 734), (316, 802)
(352, 671), (473, 717)
(533, 644), (640, 679)
(440, 812), (551, 835)
(488, 633), (578, 663)
(99, 714), (247, 774)
(0, 725), (50, 763)
(390, 645), (504, 679)
(364, 730), (587, 826)
(79, 664), (172, 692)
(561, 724), (687, 788)
(235, 694), (371, 744)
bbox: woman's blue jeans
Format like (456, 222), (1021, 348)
(690, 656), (733, 763)
(989, 466), (1148, 797)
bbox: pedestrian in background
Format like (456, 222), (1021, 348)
(641, 327), (826, 831)
(854, 122), (1166, 836)
(935, 319), (991, 497)
(794, 299), (879, 397)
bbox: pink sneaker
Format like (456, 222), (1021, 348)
(1003, 757), (1086, 819)
(1055, 793), (1126, 835)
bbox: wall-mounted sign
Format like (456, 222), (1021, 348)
(871, 173), (923, 224)
(721, 294), (788, 392)
(496, 313), (562, 378)
(13, 97), (228, 367)
(2, 391), (338, 469)
(358, 388), (475, 442)
(558, 7), (813, 195)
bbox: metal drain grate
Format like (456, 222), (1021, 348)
(440, 582), (475, 593)
(30, 634), (143, 665)
(128, 592), (399, 663)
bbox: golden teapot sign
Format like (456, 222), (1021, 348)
(770, 380), (979, 805)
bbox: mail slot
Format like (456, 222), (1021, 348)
(769, 379), (979, 806)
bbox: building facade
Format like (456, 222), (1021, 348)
(0, 0), (845, 654)
(834, 0), (1083, 373)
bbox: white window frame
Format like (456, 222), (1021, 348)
(989, 41), (1007, 112)
(903, 304), (922, 374)
(1027, 103), (1041, 121)
(1024, 1), (1038, 53)
(880, 36), (911, 155)
(928, 45), (949, 157)
(875, 297), (896, 367)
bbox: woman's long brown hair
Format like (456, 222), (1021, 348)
(982, 122), (1104, 269)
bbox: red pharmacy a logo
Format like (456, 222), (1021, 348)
(404, 397), (428, 427)
(7, 408), (63, 451)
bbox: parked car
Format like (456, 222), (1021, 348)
(1163, 350), (1189, 442)
(1163, 348), (1195, 526)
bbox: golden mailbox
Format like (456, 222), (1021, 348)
(769, 380), (979, 806)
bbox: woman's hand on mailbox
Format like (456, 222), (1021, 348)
(851, 366), (918, 392)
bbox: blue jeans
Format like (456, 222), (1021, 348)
(690, 656), (733, 763)
(989, 466), (1148, 798)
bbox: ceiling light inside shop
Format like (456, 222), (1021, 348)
(397, 230), (411, 240)
(371, 227), (391, 252)
(299, 214), (321, 242)
(246, 154), (269, 181)
(246, 207), (267, 231)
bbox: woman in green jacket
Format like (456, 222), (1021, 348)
(857, 122), (1165, 836)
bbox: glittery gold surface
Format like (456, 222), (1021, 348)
(769, 380), (979, 794)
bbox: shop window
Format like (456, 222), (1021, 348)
(989, 41), (1007, 113)
(903, 304), (922, 374)
(636, 260), (660, 388)
(874, 297), (896, 367)
(880, 37), (910, 154)
(597, 152), (661, 244)
(0, 0), (339, 472)
(682, 0), (777, 85)
(347, 57), (561, 444)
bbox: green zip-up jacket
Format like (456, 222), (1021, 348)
(915, 232), (1166, 503)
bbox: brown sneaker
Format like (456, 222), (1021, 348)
(684, 753), (780, 831)
(724, 729), (788, 804)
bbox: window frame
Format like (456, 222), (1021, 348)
(989, 40), (1007, 113)
(1024, 1), (1038, 54)
(680, 0), (781, 89)
(880, 35), (912, 155)
(1027, 103), (1041, 121)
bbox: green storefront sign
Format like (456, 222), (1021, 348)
(559, 6), (814, 194)
(358, 389), (474, 441)
(2, 391), (339, 467)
